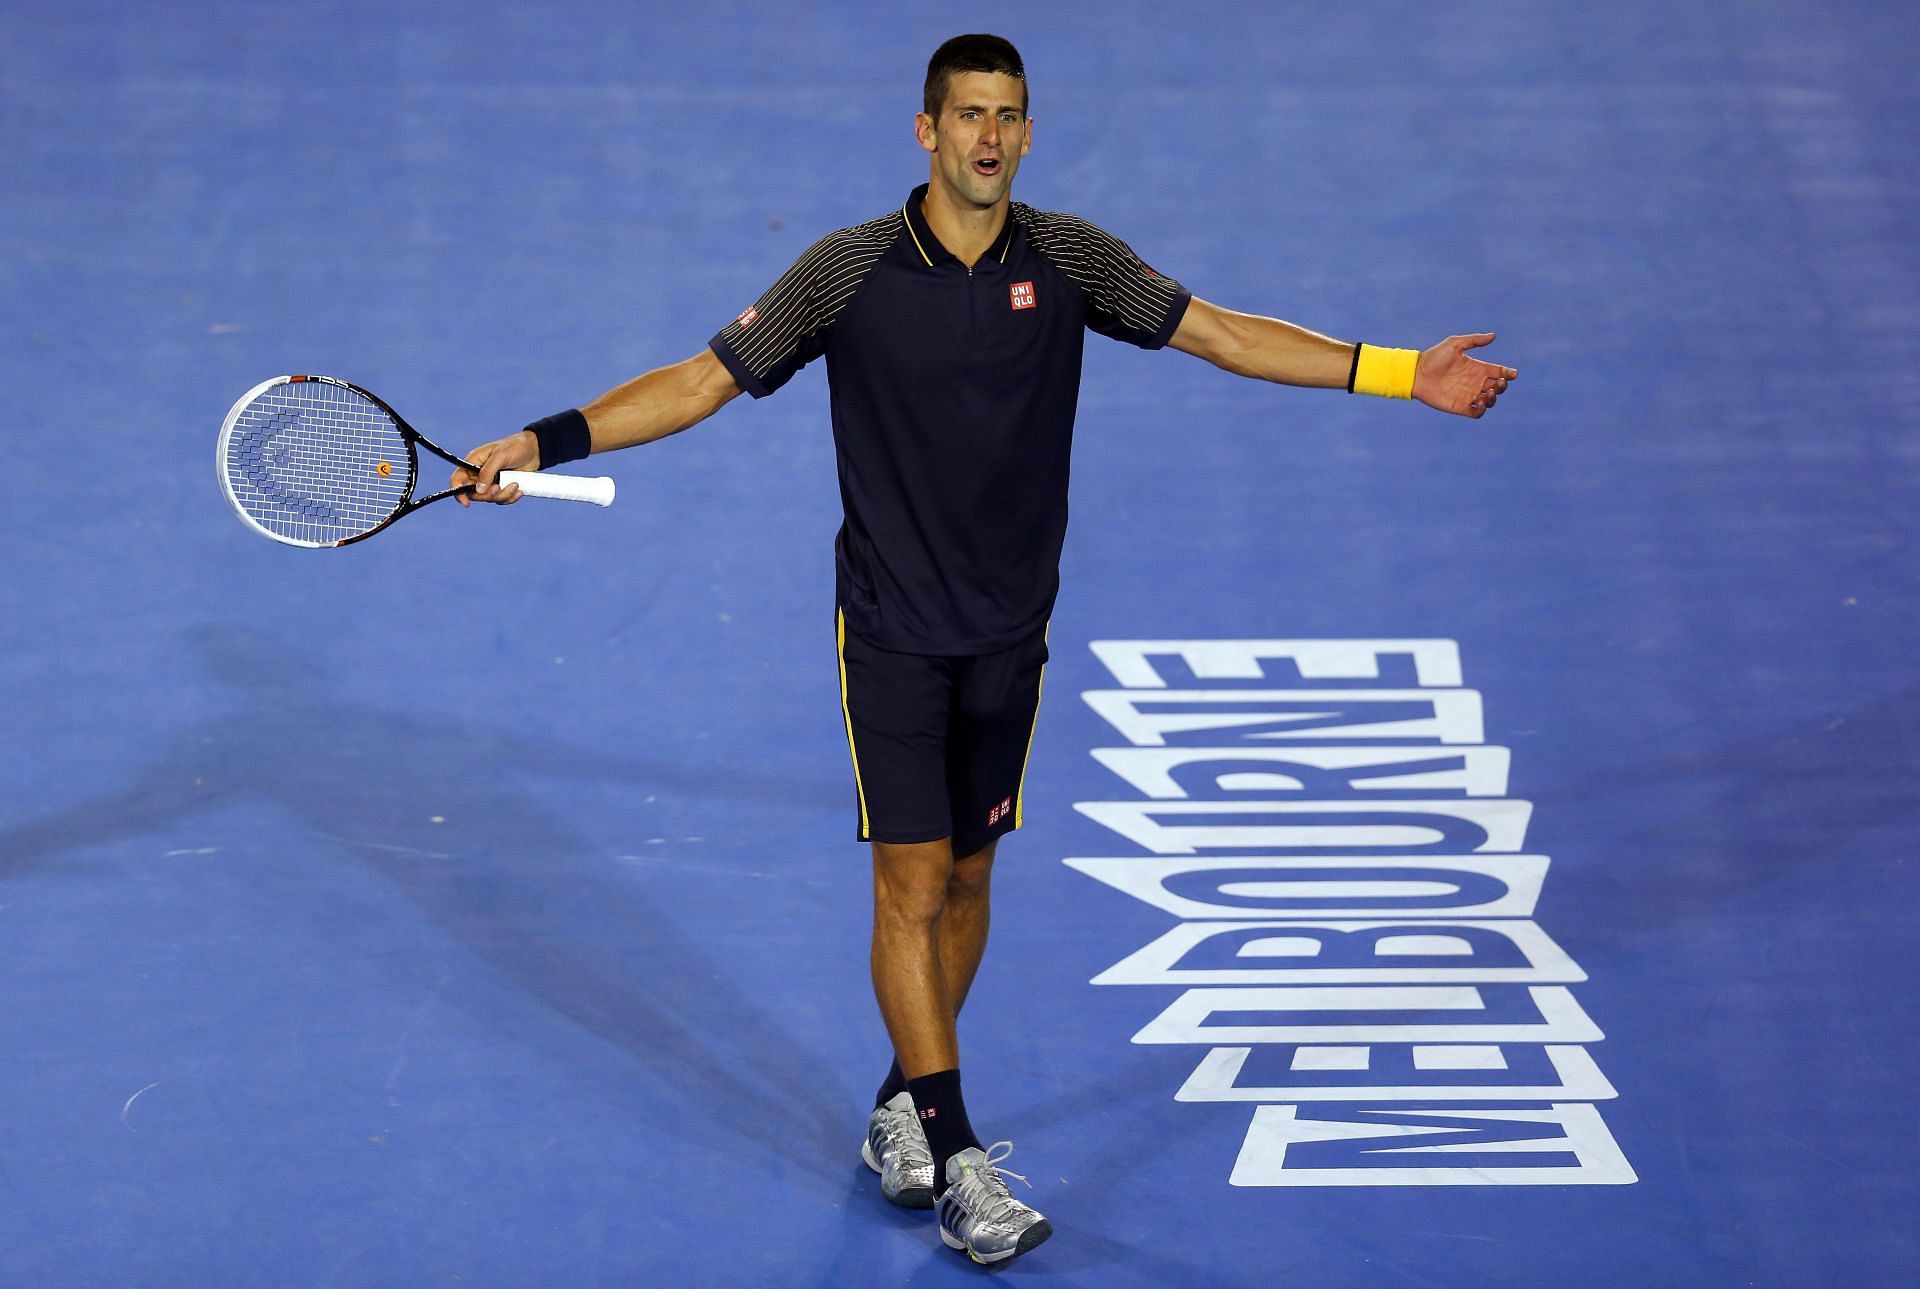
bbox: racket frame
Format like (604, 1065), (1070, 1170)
(217, 373), (536, 548)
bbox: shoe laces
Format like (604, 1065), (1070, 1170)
(961, 1142), (1033, 1222)
(877, 1104), (933, 1168)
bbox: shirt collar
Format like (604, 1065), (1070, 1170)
(902, 183), (1017, 269)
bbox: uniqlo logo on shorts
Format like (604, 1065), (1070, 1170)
(1009, 282), (1036, 310)
(987, 796), (1013, 826)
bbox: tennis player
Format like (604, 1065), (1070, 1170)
(456, 33), (1515, 1266)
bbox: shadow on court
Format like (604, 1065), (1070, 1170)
(0, 624), (856, 1185)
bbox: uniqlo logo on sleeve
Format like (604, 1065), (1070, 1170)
(1009, 282), (1036, 310)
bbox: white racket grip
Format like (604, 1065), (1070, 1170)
(498, 470), (616, 507)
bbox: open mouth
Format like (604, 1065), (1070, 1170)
(972, 157), (1001, 177)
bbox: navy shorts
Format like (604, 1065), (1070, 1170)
(835, 609), (1049, 858)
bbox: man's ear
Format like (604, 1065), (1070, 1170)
(915, 112), (937, 154)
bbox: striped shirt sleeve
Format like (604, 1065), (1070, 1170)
(709, 212), (898, 397)
(1015, 206), (1191, 349)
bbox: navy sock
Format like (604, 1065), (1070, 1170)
(905, 1067), (982, 1192)
(875, 1057), (907, 1110)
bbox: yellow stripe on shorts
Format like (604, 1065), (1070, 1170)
(836, 609), (871, 839)
(1014, 623), (1049, 829)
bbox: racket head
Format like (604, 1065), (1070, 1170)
(217, 375), (419, 547)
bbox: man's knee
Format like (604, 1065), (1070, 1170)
(873, 839), (955, 924)
(948, 840), (997, 902)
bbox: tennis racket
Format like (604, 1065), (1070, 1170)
(217, 374), (615, 548)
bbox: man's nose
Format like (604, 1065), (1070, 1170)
(981, 117), (999, 146)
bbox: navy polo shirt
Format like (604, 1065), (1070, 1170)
(710, 183), (1190, 654)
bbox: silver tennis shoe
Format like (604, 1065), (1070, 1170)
(862, 1091), (935, 1208)
(936, 1142), (1052, 1265)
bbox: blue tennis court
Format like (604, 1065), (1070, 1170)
(2, 1), (1915, 1283)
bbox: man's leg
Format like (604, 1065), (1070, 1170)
(875, 837), (998, 1103)
(870, 838), (963, 1079)
(870, 837), (989, 1197)
(893, 832), (1050, 1264)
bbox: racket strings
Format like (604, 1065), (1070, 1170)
(222, 381), (412, 544)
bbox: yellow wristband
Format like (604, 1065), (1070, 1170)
(1349, 344), (1419, 400)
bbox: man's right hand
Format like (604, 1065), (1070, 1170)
(453, 429), (541, 507)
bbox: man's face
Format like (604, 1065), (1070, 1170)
(915, 70), (1031, 208)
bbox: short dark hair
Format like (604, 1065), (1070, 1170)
(923, 34), (1027, 118)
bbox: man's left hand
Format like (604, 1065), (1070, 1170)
(1414, 333), (1517, 418)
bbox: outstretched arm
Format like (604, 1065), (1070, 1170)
(1168, 297), (1516, 418)
(455, 348), (743, 505)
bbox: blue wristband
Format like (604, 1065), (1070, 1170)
(526, 408), (591, 469)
